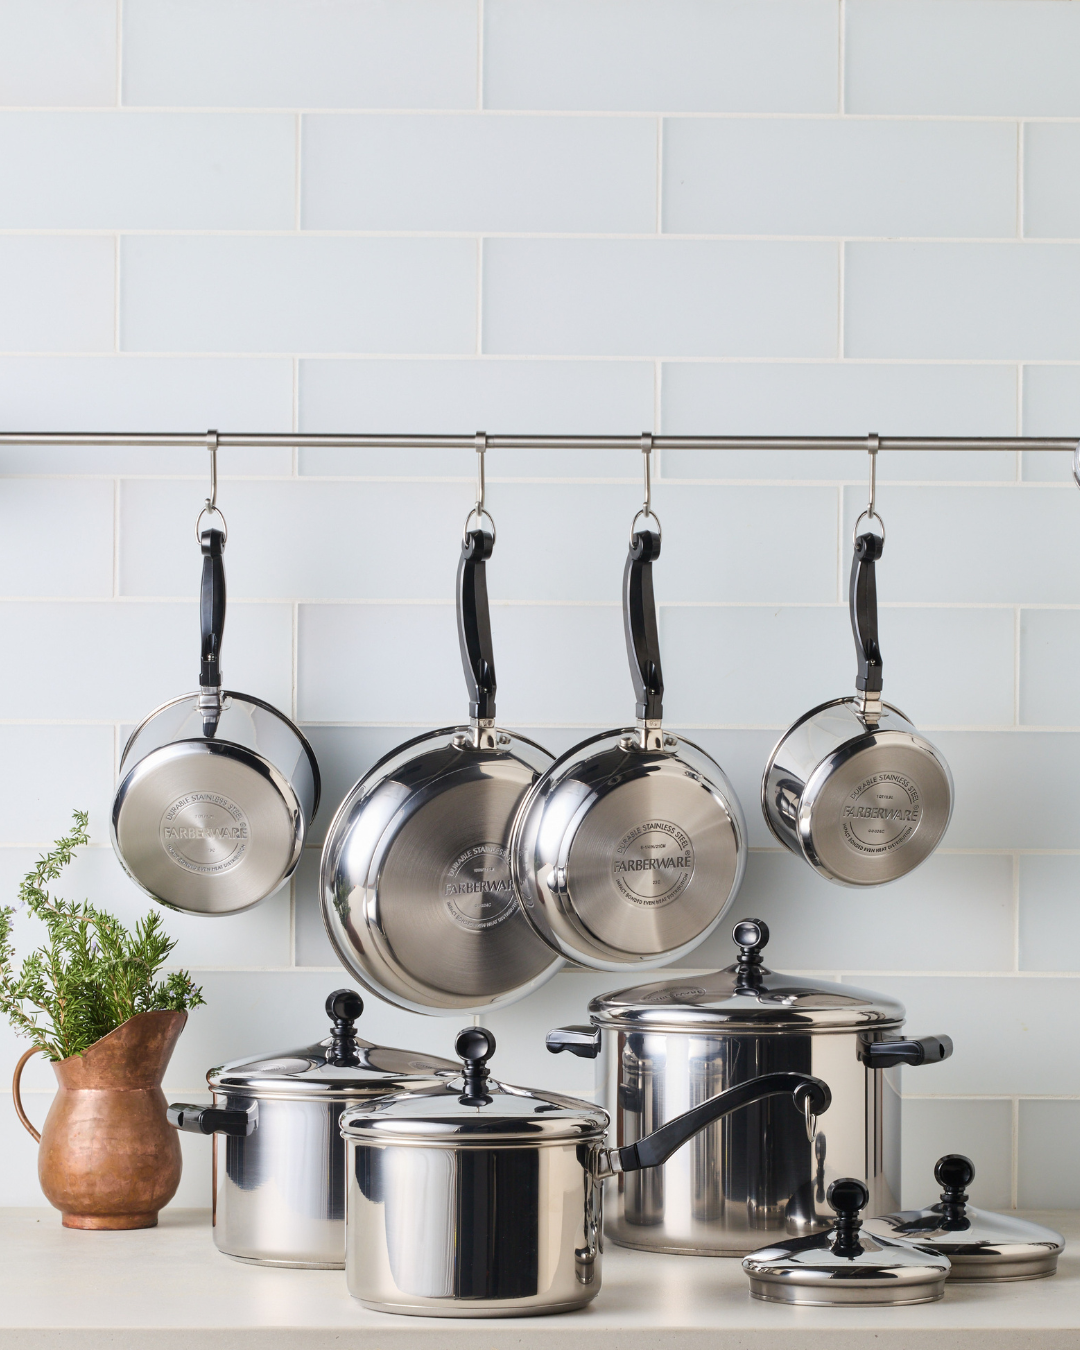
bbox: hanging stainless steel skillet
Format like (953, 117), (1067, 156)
(112, 444), (320, 915)
(320, 446), (564, 1014)
(762, 445), (953, 886)
(511, 446), (746, 971)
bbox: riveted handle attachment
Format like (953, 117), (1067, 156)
(623, 525), (663, 724)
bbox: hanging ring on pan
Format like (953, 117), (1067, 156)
(194, 430), (228, 542)
(803, 1092), (818, 1144)
(852, 433), (884, 547)
(630, 508), (662, 544)
(462, 506), (496, 548)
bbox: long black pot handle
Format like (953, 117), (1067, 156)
(200, 526), (226, 690)
(623, 524), (663, 725)
(860, 1033), (953, 1068)
(457, 526), (496, 725)
(849, 524), (884, 720)
(606, 1071), (831, 1175)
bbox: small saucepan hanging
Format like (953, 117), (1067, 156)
(761, 440), (953, 886)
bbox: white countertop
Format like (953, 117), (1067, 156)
(3, 1207), (1077, 1349)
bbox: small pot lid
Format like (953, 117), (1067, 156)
(208, 989), (458, 1096)
(340, 1027), (609, 1144)
(864, 1155), (1064, 1281)
(590, 919), (905, 1032)
(743, 1178), (950, 1307)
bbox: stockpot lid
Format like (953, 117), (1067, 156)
(864, 1155), (1065, 1281)
(208, 989), (458, 1097)
(340, 1028), (609, 1144)
(743, 1179), (951, 1307)
(590, 918), (905, 1033)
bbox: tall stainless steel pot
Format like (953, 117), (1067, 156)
(340, 1026), (829, 1317)
(168, 989), (457, 1267)
(547, 918), (953, 1256)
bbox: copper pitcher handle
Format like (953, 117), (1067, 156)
(12, 1046), (41, 1143)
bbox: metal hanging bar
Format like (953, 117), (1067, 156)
(0, 430), (1077, 452)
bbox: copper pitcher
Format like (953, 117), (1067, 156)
(12, 1009), (186, 1229)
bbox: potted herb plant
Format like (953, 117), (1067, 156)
(1, 812), (204, 1229)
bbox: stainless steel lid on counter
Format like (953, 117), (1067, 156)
(588, 919), (906, 1033)
(742, 1178), (951, 1307)
(864, 1154), (1065, 1282)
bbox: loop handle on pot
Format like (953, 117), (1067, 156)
(597, 1071), (831, 1178)
(199, 526), (227, 734)
(457, 524), (497, 739)
(849, 523), (884, 726)
(624, 523), (664, 730)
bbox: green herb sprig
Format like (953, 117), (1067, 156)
(0, 811), (204, 1061)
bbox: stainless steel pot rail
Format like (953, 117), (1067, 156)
(0, 431), (1077, 453)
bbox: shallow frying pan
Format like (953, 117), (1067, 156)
(510, 512), (746, 972)
(320, 513), (563, 1014)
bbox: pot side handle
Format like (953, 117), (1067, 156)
(606, 1071), (831, 1176)
(546, 1025), (601, 1059)
(167, 1102), (256, 1137)
(12, 1046), (42, 1144)
(860, 1034), (953, 1069)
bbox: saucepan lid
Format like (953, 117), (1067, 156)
(320, 464), (564, 1014)
(864, 1155), (1065, 1281)
(511, 470), (745, 971)
(743, 1178), (951, 1306)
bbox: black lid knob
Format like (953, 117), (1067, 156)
(827, 1177), (869, 1218)
(827, 1177), (868, 1256)
(325, 988), (363, 1067)
(456, 1027), (495, 1106)
(935, 1153), (975, 1192)
(733, 918), (769, 954)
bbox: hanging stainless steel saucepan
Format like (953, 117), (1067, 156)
(339, 1026), (831, 1316)
(320, 440), (563, 1013)
(510, 440), (746, 971)
(761, 442), (953, 886)
(112, 441), (320, 915)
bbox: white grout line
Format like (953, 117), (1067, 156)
(837, 0), (846, 116)
(114, 0), (123, 108)
(476, 0), (484, 111)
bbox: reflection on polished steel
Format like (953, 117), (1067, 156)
(743, 1178), (950, 1307)
(321, 728), (563, 1014)
(864, 1154), (1065, 1281)
(552, 920), (955, 1256)
(512, 731), (745, 971)
(174, 991), (458, 1269)
(762, 698), (953, 887)
(113, 690), (319, 915)
(340, 1027), (828, 1317)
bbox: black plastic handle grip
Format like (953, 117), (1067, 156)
(457, 527), (496, 721)
(167, 1102), (253, 1137)
(546, 1025), (602, 1059)
(613, 1071), (831, 1174)
(623, 525), (663, 722)
(861, 1034), (953, 1068)
(849, 526), (884, 695)
(200, 526), (226, 689)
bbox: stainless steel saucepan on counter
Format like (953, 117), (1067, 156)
(168, 989), (457, 1268)
(112, 476), (320, 915)
(511, 472), (746, 972)
(761, 469), (953, 887)
(339, 1026), (830, 1317)
(547, 917), (953, 1256)
(320, 476), (563, 1013)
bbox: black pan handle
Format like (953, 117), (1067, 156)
(167, 1102), (254, 1137)
(860, 1034), (953, 1068)
(623, 525), (663, 723)
(200, 526), (226, 689)
(609, 1071), (831, 1174)
(849, 525), (884, 701)
(457, 527), (496, 723)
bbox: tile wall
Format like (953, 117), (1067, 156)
(1, 0), (1079, 1213)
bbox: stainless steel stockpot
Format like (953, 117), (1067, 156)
(113, 525), (320, 915)
(547, 918), (953, 1257)
(321, 516), (563, 1013)
(761, 517), (952, 887)
(168, 989), (457, 1268)
(511, 519), (746, 972)
(340, 1027), (830, 1317)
